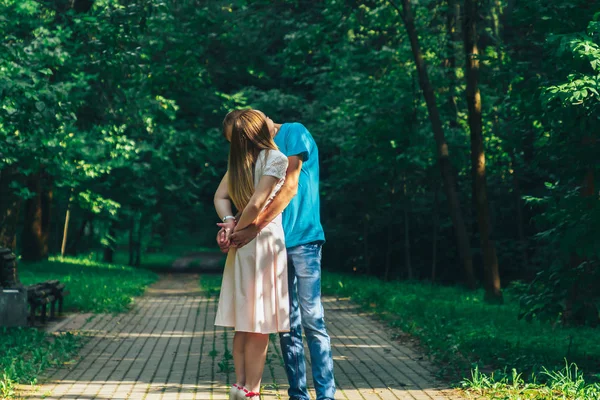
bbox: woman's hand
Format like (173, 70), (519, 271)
(216, 220), (237, 252)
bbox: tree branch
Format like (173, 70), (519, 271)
(387, 0), (404, 20)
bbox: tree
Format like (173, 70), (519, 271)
(396, 0), (476, 288)
(462, 0), (502, 302)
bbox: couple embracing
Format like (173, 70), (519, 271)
(213, 109), (336, 400)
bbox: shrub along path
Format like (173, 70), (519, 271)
(25, 272), (463, 400)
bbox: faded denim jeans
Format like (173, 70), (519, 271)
(279, 242), (336, 400)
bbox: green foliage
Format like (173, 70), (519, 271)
(0, 328), (80, 399)
(320, 272), (600, 380)
(200, 274), (224, 298)
(0, 246), (156, 398)
(0, 0), (598, 354)
(19, 256), (158, 313)
(518, 17), (600, 325)
(461, 362), (600, 399)
(218, 350), (233, 374)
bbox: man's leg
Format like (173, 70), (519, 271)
(291, 243), (335, 400)
(279, 253), (310, 400)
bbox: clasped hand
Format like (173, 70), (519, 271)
(216, 221), (259, 253)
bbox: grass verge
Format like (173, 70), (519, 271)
(1, 256), (158, 398)
(19, 256), (158, 313)
(320, 272), (600, 379)
(461, 362), (600, 399)
(0, 328), (79, 398)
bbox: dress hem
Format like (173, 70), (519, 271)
(214, 323), (290, 334)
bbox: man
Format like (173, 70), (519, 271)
(217, 109), (336, 400)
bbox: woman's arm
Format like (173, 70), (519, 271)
(253, 155), (301, 231)
(234, 175), (281, 232)
(214, 173), (236, 246)
(214, 172), (234, 220)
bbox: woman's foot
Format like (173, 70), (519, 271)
(240, 386), (260, 398)
(229, 383), (243, 400)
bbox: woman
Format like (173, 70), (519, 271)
(213, 109), (290, 399)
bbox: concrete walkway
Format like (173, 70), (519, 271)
(25, 274), (463, 400)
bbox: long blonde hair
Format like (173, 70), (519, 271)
(228, 110), (278, 211)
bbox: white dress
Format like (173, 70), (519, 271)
(214, 149), (290, 333)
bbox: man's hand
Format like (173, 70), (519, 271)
(216, 221), (236, 253)
(230, 225), (259, 248)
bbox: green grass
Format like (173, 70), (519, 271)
(1, 256), (158, 398)
(0, 328), (80, 398)
(19, 256), (158, 313)
(320, 272), (600, 381)
(199, 274), (223, 297)
(461, 362), (600, 399)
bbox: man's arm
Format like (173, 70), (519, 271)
(230, 156), (302, 246)
(255, 155), (302, 230)
(234, 175), (281, 232)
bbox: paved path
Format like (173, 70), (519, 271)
(25, 274), (462, 400)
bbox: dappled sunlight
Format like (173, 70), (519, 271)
(23, 275), (462, 400)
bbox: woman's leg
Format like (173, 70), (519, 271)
(233, 331), (247, 386)
(243, 333), (270, 393)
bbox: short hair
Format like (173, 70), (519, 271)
(222, 109), (246, 140)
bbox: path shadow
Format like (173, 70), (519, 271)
(26, 277), (463, 400)
(168, 251), (225, 273)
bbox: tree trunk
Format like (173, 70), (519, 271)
(445, 0), (460, 128)
(61, 204), (71, 258)
(21, 172), (45, 261)
(61, 189), (73, 258)
(563, 137), (597, 325)
(509, 149), (529, 269)
(463, 0), (503, 303)
(403, 175), (413, 280)
(0, 166), (22, 250)
(103, 220), (117, 263)
(384, 184), (396, 281)
(128, 211), (142, 267)
(129, 215), (135, 266)
(431, 180), (440, 282)
(135, 215), (142, 267)
(363, 214), (371, 275)
(40, 174), (53, 258)
(384, 217), (393, 281)
(67, 218), (88, 255)
(399, 0), (476, 289)
(21, 171), (52, 261)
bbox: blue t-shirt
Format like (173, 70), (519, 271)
(273, 123), (325, 248)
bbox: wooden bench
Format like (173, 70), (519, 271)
(26, 280), (70, 325)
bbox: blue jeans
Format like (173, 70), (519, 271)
(279, 243), (335, 400)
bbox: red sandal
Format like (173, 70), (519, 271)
(240, 386), (261, 398)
